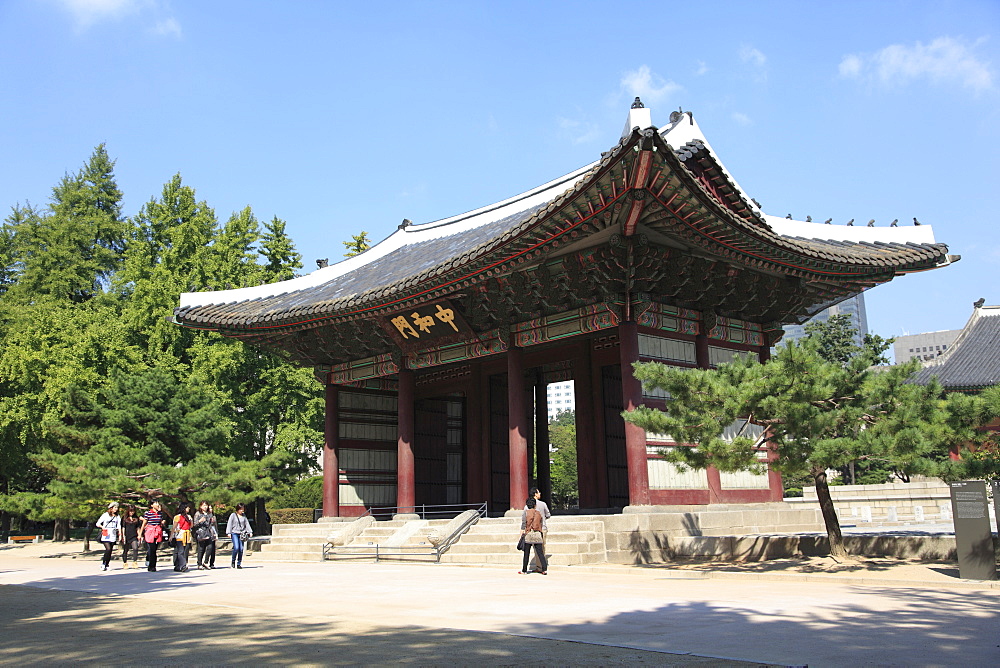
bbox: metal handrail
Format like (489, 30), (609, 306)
(323, 502), (487, 563)
(359, 502), (487, 521)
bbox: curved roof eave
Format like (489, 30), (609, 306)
(179, 158), (600, 310)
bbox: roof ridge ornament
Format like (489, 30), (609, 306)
(631, 97), (644, 109)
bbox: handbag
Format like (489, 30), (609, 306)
(516, 535), (526, 551)
(195, 525), (214, 542)
(524, 530), (543, 544)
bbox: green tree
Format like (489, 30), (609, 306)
(260, 216), (302, 281)
(116, 174), (219, 362)
(6, 145), (125, 303)
(623, 327), (948, 559)
(548, 410), (578, 508)
(342, 231), (371, 258)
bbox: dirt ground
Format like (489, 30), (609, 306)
(0, 542), (780, 667)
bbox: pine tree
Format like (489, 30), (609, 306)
(260, 216), (302, 282)
(343, 231), (371, 257)
(624, 325), (949, 560)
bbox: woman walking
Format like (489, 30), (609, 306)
(120, 504), (141, 569)
(172, 502), (194, 572)
(193, 501), (218, 569)
(139, 500), (169, 572)
(519, 496), (547, 575)
(226, 503), (252, 569)
(95, 502), (121, 571)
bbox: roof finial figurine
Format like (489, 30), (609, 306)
(398, 218), (412, 230)
(846, 218), (854, 226)
(824, 218), (832, 224)
(806, 215), (812, 222)
(316, 258), (329, 269)
(890, 219), (898, 227)
(867, 219), (875, 227)
(974, 297), (986, 309)
(631, 97), (644, 109)
(786, 213), (792, 219)
(913, 217), (921, 225)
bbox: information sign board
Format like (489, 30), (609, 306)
(949, 481), (997, 581)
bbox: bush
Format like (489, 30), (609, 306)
(268, 476), (323, 509)
(269, 508), (315, 525)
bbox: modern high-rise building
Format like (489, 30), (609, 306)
(545, 380), (575, 421)
(894, 329), (961, 364)
(780, 293), (869, 347)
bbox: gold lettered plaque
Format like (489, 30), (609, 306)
(381, 300), (473, 351)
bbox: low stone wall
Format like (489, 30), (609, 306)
(789, 480), (997, 527)
(592, 503), (825, 564)
(604, 532), (998, 564)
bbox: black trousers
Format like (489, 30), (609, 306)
(146, 541), (160, 570)
(521, 542), (547, 572)
(101, 541), (114, 567)
(122, 538), (140, 562)
(196, 539), (216, 566)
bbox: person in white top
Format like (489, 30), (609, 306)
(95, 502), (121, 571)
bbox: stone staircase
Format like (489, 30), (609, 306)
(258, 517), (456, 563)
(258, 515), (608, 567)
(438, 516), (607, 567)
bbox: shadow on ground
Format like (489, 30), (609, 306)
(0, 585), (768, 667)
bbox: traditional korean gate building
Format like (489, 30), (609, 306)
(174, 102), (956, 518)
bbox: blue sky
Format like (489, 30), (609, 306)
(1, 1), (997, 344)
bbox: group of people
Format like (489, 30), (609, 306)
(95, 500), (254, 572)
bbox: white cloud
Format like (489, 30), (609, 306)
(619, 65), (682, 107)
(731, 112), (752, 126)
(55, 0), (180, 37)
(695, 60), (709, 76)
(739, 45), (767, 68)
(557, 117), (600, 145)
(839, 36), (993, 93)
(151, 17), (181, 38)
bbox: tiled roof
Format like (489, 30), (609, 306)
(174, 112), (954, 333)
(913, 305), (1000, 391)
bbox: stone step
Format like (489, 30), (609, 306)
(457, 531), (601, 543)
(444, 541), (603, 556)
(256, 550), (323, 562)
(439, 551), (605, 566)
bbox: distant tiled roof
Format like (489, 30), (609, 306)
(913, 305), (1000, 391)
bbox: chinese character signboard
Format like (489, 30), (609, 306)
(381, 300), (473, 351)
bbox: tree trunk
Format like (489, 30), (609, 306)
(83, 522), (93, 552)
(813, 468), (848, 559)
(53, 518), (70, 542)
(254, 498), (271, 536)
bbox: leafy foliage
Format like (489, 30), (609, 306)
(623, 318), (959, 558)
(342, 231), (371, 257)
(548, 411), (578, 508)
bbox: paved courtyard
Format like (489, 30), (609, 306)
(1, 541), (998, 666)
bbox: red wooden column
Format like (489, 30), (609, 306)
(322, 383), (340, 517)
(619, 321), (650, 506)
(465, 363), (485, 504)
(507, 345), (529, 510)
(397, 367), (416, 514)
(695, 330), (721, 503)
(534, 370), (550, 503)
(573, 341), (598, 508)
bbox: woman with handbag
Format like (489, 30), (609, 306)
(193, 500), (218, 570)
(172, 502), (194, 572)
(225, 503), (252, 569)
(519, 496), (547, 575)
(138, 500), (169, 572)
(120, 504), (141, 569)
(95, 502), (121, 571)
